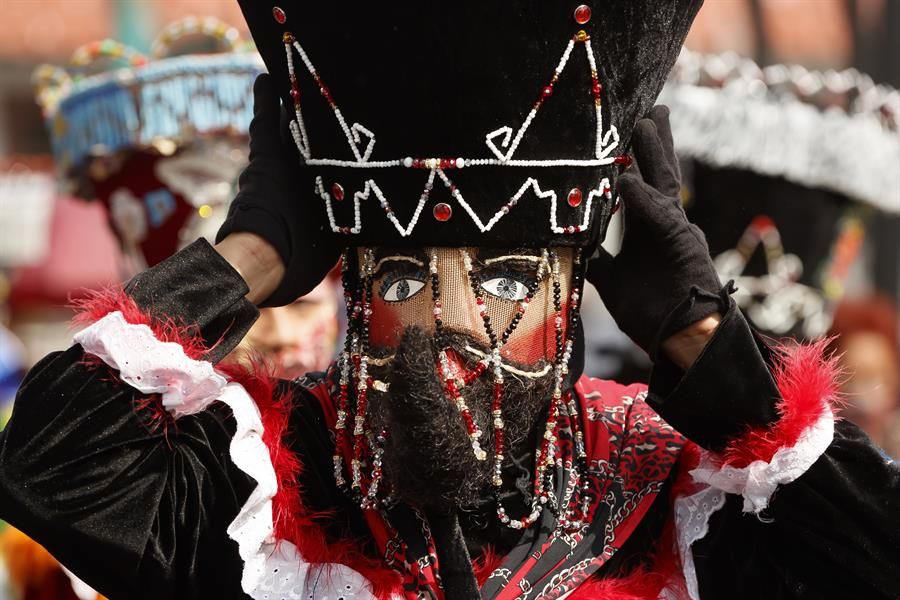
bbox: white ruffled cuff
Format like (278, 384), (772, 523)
(75, 310), (382, 599)
(670, 407), (834, 600)
(74, 311), (227, 419)
(75, 311), (276, 593)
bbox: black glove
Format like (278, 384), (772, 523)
(217, 74), (341, 307)
(586, 105), (724, 358)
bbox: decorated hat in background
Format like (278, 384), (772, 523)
(659, 51), (894, 340)
(711, 213), (864, 340)
(238, 1), (703, 250)
(660, 49), (900, 213)
(33, 17), (264, 270)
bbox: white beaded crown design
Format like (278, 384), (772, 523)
(278, 6), (629, 240)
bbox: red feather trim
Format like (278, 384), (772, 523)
(218, 360), (404, 599)
(473, 547), (503, 587)
(722, 339), (841, 468)
(670, 442), (703, 500)
(70, 287), (212, 436)
(71, 287), (211, 360)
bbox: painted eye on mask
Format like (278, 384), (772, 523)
(380, 277), (426, 302)
(481, 277), (530, 301)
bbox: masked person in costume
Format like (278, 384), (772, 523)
(1, 3), (899, 599)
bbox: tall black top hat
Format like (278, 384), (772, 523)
(239, 1), (703, 249)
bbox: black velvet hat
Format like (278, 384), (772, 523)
(239, 1), (703, 249)
(688, 165), (856, 341)
(660, 50), (898, 340)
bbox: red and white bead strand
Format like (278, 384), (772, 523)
(432, 250), (488, 461)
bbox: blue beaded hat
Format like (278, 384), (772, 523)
(34, 17), (265, 268)
(34, 17), (264, 199)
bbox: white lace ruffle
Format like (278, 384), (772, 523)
(669, 407), (834, 600)
(62, 566), (99, 600)
(75, 311), (378, 598)
(255, 541), (377, 600)
(74, 311), (227, 419)
(218, 381), (278, 594)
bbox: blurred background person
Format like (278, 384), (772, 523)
(828, 295), (900, 458)
(581, 0), (899, 384)
(236, 276), (340, 380)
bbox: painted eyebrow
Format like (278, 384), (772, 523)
(374, 255), (425, 272)
(482, 254), (545, 266)
(477, 247), (542, 263)
(373, 247), (428, 263)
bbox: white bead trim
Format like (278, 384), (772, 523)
(660, 48), (900, 214)
(318, 172), (612, 237)
(584, 38), (620, 160)
(373, 255), (425, 271)
(283, 40), (311, 159)
(283, 30), (619, 169)
(305, 158), (614, 168)
(461, 344), (553, 378)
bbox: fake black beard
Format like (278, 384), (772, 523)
(367, 327), (554, 511)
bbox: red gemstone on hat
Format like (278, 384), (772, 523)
(433, 203), (452, 222)
(592, 81), (603, 96)
(332, 183), (345, 201)
(574, 5), (592, 25)
(614, 155), (633, 167)
(272, 6), (287, 24)
(567, 187), (583, 207)
(542, 86), (554, 98)
(290, 88), (300, 101)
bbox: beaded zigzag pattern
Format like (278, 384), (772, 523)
(282, 23), (622, 237)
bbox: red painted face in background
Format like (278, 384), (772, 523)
(361, 247), (575, 368)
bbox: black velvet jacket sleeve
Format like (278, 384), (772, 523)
(646, 300), (900, 599)
(0, 240), (260, 600)
(646, 297), (780, 452)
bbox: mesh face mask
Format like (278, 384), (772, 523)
(366, 247), (574, 366)
(334, 246), (592, 531)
